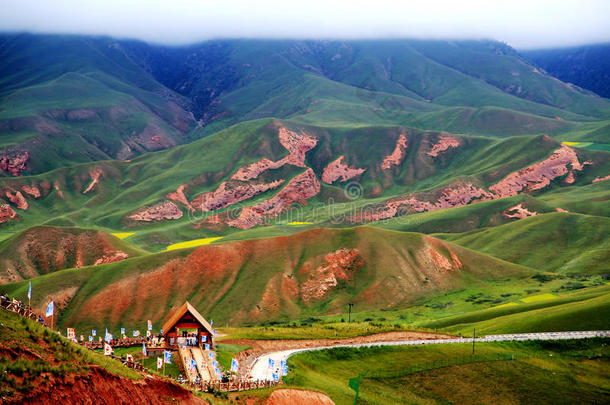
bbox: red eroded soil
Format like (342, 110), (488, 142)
(93, 251), (129, 265)
(265, 389), (335, 405)
(231, 128), (318, 181)
(7, 366), (205, 405)
(380, 133), (408, 169)
(489, 145), (589, 197)
(592, 174), (610, 183)
(355, 182), (493, 222)
(354, 145), (591, 224)
(21, 184), (41, 198)
(426, 135), (460, 157)
(82, 167), (103, 194)
(300, 249), (363, 303)
(0, 203), (17, 223)
(166, 184), (193, 210)
(321, 156), (366, 183)
(503, 203), (539, 219)
(0, 150), (29, 176)
(5, 190), (28, 210)
(228, 169), (320, 229)
(192, 179), (284, 211)
(127, 200), (183, 222)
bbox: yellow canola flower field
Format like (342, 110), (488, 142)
(166, 237), (223, 251)
(111, 232), (136, 239)
(520, 293), (557, 303)
(286, 221), (313, 225)
(491, 302), (519, 309)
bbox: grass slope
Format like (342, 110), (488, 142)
(283, 339), (610, 404)
(0, 225), (147, 282)
(440, 212), (610, 274)
(0, 227), (532, 333)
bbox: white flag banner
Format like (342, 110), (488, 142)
(45, 301), (54, 317)
(157, 357), (163, 369)
(104, 343), (112, 356)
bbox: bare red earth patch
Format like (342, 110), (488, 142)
(228, 169), (320, 229)
(321, 155), (366, 183)
(426, 135), (460, 157)
(127, 200), (183, 222)
(381, 133), (408, 169)
(0, 150), (29, 176)
(489, 145), (589, 197)
(300, 248), (363, 303)
(503, 203), (539, 219)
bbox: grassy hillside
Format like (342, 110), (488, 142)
(0, 227), (534, 332)
(0, 118), (606, 253)
(0, 225), (147, 283)
(440, 212), (610, 274)
(283, 339), (610, 405)
(2, 34), (610, 177)
(422, 284), (610, 335)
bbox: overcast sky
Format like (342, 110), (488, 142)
(1, 0), (609, 49)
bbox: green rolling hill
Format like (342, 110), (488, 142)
(0, 33), (607, 338)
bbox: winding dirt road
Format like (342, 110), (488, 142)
(246, 330), (610, 381)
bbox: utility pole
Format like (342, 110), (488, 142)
(472, 328), (476, 355)
(347, 302), (354, 323)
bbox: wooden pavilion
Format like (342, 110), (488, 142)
(161, 301), (214, 348)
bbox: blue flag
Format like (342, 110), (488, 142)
(231, 358), (239, 372)
(92, 329), (96, 336)
(45, 301), (54, 317)
(142, 342), (147, 357)
(121, 328), (125, 335)
(27, 281), (31, 300)
(191, 358), (197, 369)
(164, 350), (172, 364)
(89, 336), (93, 342)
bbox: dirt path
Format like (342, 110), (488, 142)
(223, 331), (453, 355)
(223, 330), (454, 379)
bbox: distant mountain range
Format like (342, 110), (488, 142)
(523, 43), (610, 98)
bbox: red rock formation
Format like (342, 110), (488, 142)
(300, 248), (363, 303)
(166, 184), (193, 211)
(427, 135), (460, 157)
(503, 203), (539, 219)
(228, 169), (320, 229)
(381, 134), (408, 169)
(555, 207), (569, 213)
(231, 158), (281, 181)
(355, 182), (493, 222)
(21, 185), (41, 198)
(564, 171), (576, 184)
(489, 145), (588, 198)
(5, 190), (28, 210)
(321, 156), (366, 183)
(83, 167), (103, 194)
(0, 150), (29, 176)
(278, 127), (318, 166)
(127, 200), (183, 222)
(231, 128), (317, 181)
(592, 174), (610, 183)
(191, 180), (284, 211)
(428, 248), (454, 271)
(0, 204), (17, 223)
(93, 251), (129, 266)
